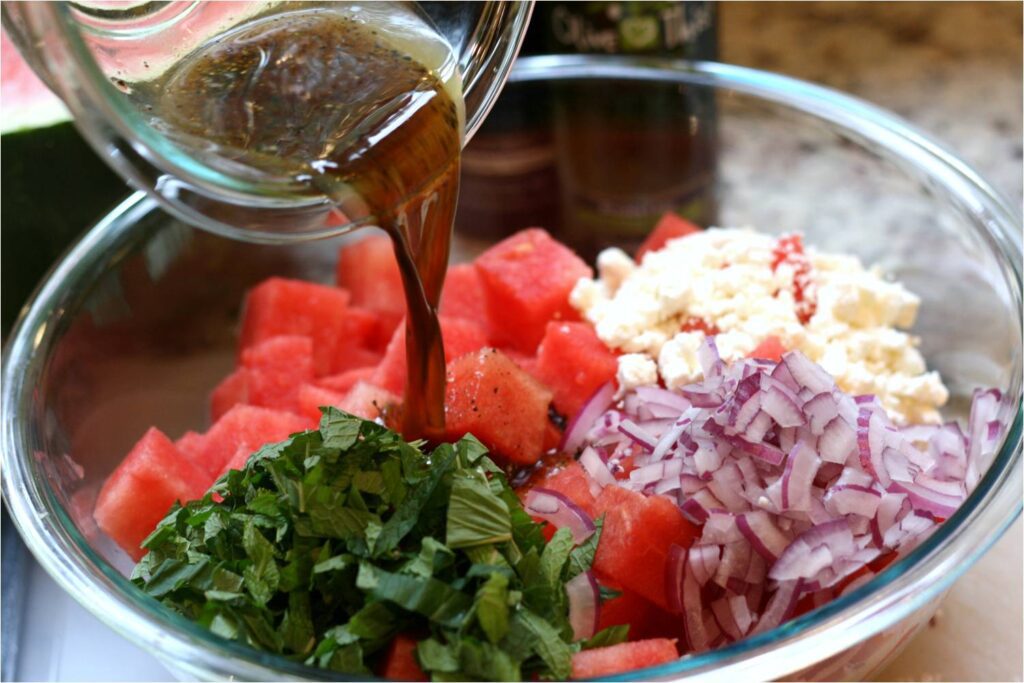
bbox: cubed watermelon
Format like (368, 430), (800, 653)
(593, 487), (699, 612)
(748, 335), (786, 363)
(318, 366), (377, 394)
(210, 368), (250, 421)
(298, 383), (347, 424)
(439, 263), (487, 323)
(240, 335), (314, 413)
(372, 316), (488, 394)
(636, 212), (700, 262)
(336, 233), (405, 345)
(597, 585), (681, 641)
(340, 381), (398, 421)
(330, 306), (386, 373)
(239, 277), (351, 375)
(474, 228), (592, 353)
(444, 349), (554, 466)
(535, 322), (617, 419)
(523, 460), (596, 516)
(189, 405), (309, 478)
(93, 428), (213, 560)
(379, 634), (426, 681)
(571, 639), (678, 679)
(175, 430), (206, 461)
(501, 348), (542, 382)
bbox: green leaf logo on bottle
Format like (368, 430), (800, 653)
(618, 14), (660, 52)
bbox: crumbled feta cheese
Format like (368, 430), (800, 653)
(658, 332), (704, 390)
(572, 227), (948, 424)
(616, 353), (659, 391)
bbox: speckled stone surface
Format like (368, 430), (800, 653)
(720, 2), (1022, 203)
(720, 4), (1022, 681)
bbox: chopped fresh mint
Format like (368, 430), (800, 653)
(132, 409), (601, 680)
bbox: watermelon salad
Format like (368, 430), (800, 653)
(94, 216), (1005, 680)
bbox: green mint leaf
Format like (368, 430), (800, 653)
(416, 638), (459, 673)
(372, 444), (455, 555)
(356, 564), (472, 627)
(580, 624), (630, 650)
(445, 474), (512, 549)
(474, 572), (510, 644)
(509, 608), (573, 680)
(319, 407), (362, 449)
(568, 515), (604, 579)
(538, 527), (574, 586)
(280, 591), (316, 655)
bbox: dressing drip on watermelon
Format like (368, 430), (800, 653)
(137, 7), (463, 440)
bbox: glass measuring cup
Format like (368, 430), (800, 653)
(2, 1), (533, 243)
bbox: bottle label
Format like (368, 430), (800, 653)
(547, 2), (716, 57)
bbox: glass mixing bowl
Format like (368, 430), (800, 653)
(2, 56), (1021, 681)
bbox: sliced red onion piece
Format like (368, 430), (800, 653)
(966, 388), (1002, 490)
(711, 596), (743, 641)
(819, 415), (857, 464)
(803, 392), (839, 435)
(886, 479), (961, 518)
(856, 408), (890, 487)
(681, 489), (726, 525)
(761, 385), (804, 427)
(635, 385), (692, 413)
(728, 434), (785, 467)
(730, 594), (755, 635)
(618, 418), (659, 452)
(688, 545), (722, 586)
(779, 441), (820, 512)
(732, 392), (763, 433)
(770, 360), (800, 393)
(579, 446), (615, 493)
(782, 351), (834, 395)
(566, 571), (600, 641)
(714, 541), (753, 590)
(769, 519), (855, 583)
(524, 488), (596, 545)
(562, 382), (616, 455)
(824, 484), (882, 518)
(702, 511), (743, 544)
(698, 336), (724, 379)
(736, 511), (790, 562)
(749, 579), (802, 636)
(744, 411), (774, 443)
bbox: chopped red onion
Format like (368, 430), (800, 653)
(562, 382), (615, 454)
(736, 511), (790, 562)
(524, 488), (596, 545)
(566, 571), (600, 641)
(560, 334), (1004, 650)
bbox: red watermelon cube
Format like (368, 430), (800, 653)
(175, 430), (206, 461)
(523, 461), (597, 517)
(210, 368), (250, 421)
(444, 349), (554, 466)
(93, 428), (213, 560)
(439, 263), (487, 323)
(240, 335), (314, 413)
(330, 307), (386, 373)
(189, 405), (309, 478)
(318, 366), (377, 394)
(336, 233), (405, 345)
(535, 322), (617, 419)
(239, 277), (350, 375)
(474, 228), (592, 353)
(636, 212), (701, 262)
(298, 383), (347, 424)
(593, 487), (699, 612)
(571, 639), (678, 679)
(340, 381), (398, 421)
(379, 634), (427, 681)
(748, 335), (786, 363)
(597, 585), (682, 642)
(372, 316), (488, 394)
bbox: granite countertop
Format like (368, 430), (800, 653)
(721, 4), (1022, 681)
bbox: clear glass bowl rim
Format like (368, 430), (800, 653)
(2, 55), (1021, 682)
